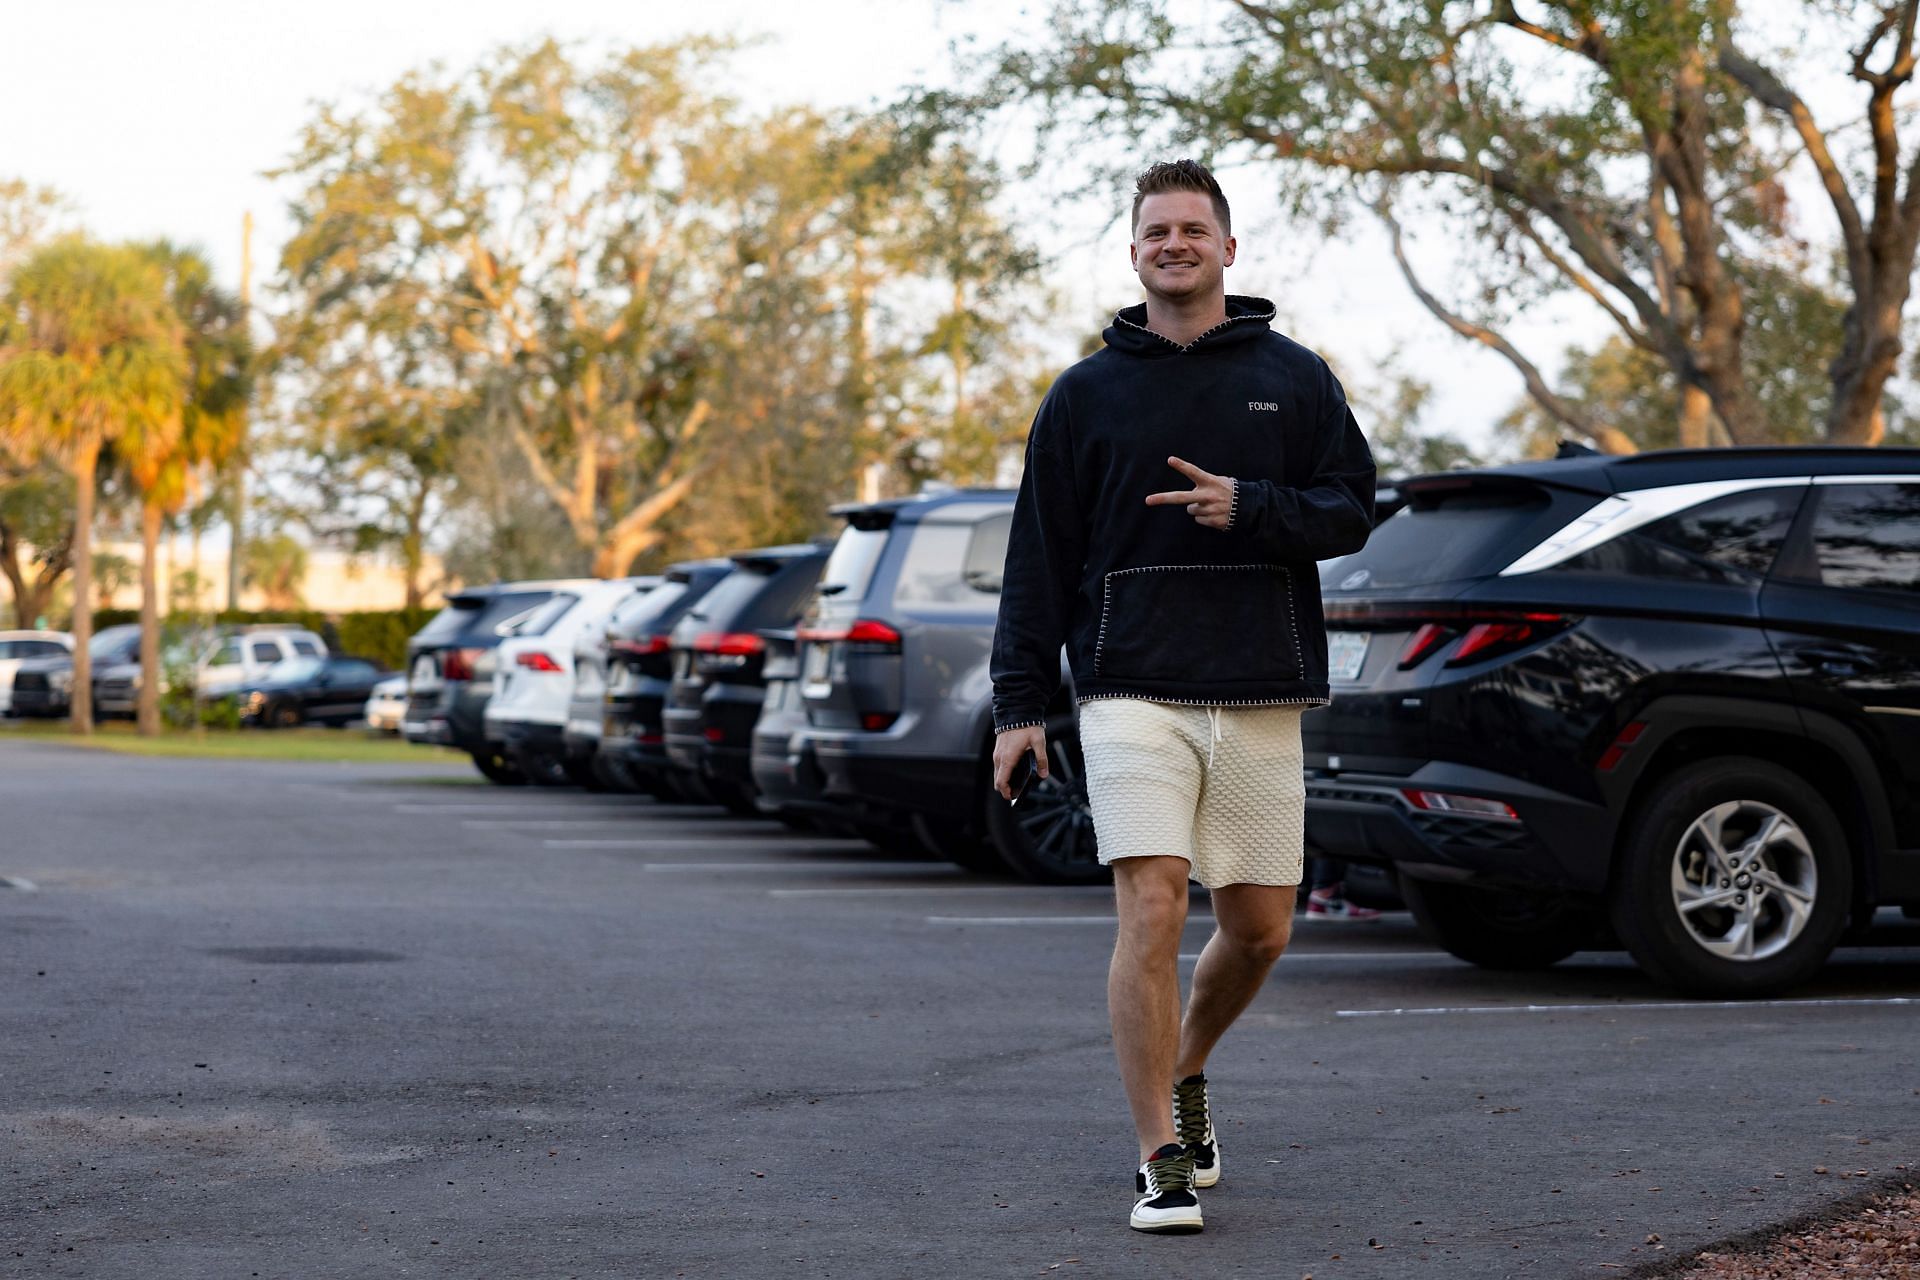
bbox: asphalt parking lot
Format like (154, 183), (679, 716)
(2, 741), (1917, 1279)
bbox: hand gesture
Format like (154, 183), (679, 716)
(1145, 456), (1235, 530)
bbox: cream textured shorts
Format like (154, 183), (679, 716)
(1079, 697), (1307, 889)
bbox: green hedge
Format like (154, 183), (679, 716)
(92, 607), (440, 672)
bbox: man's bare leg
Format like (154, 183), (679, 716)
(1109, 855), (1193, 1162)
(1174, 883), (1296, 1079)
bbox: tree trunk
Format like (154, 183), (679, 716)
(137, 501), (163, 737)
(403, 482), (429, 609)
(1678, 382), (1714, 449)
(69, 438), (98, 735)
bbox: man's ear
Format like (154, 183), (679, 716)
(1129, 240), (1139, 269)
(1223, 235), (1236, 268)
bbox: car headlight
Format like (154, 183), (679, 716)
(49, 671), (72, 692)
(242, 691), (266, 711)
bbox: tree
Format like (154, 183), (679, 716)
(963, 0), (1920, 449)
(0, 237), (184, 732)
(242, 532), (307, 609)
(117, 244), (250, 734)
(0, 453), (74, 627)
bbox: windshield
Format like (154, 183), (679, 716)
(89, 626), (140, 659)
(264, 656), (325, 682)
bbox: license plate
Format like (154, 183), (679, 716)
(1328, 631), (1369, 683)
(802, 642), (832, 685)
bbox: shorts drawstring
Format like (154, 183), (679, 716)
(1206, 705), (1224, 771)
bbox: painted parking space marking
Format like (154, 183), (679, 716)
(640, 860), (946, 873)
(770, 884), (1110, 898)
(395, 802), (660, 815)
(543, 836), (871, 850)
(1180, 950), (1457, 963)
(464, 818), (781, 831)
(1337, 996), (1920, 1017)
(925, 915), (1215, 926)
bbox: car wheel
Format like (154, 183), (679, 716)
(1612, 757), (1849, 997)
(709, 779), (763, 817)
(593, 754), (645, 794)
(1398, 877), (1591, 970)
(563, 755), (607, 791)
(913, 812), (1009, 874)
(981, 711), (1105, 885)
(270, 702), (303, 729)
(470, 749), (528, 786)
(519, 750), (573, 788)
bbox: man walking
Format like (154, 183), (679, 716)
(990, 159), (1375, 1233)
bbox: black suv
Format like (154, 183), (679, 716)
(598, 559), (734, 797)
(403, 580), (586, 783)
(663, 544), (831, 813)
(1306, 445), (1920, 995)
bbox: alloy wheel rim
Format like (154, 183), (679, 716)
(1669, 799), (1817, 962)
(1014, 720), (1096, 870)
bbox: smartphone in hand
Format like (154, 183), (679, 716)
(1009, 752), (1039, 806)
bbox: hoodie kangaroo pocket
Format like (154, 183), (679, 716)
(1094, 565), (1302, 685)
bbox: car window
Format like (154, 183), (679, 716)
(208, 637), (243, 666)
(1560, 488), (1802, 585)
(330, 659), (379, 682)
(291, 638), (322, 656)
(896, 524), (991, 606)
(267, 656), (325, 682)
(682, 567), (773, 630)
(1793, 482), (1920, 595)
(963, 513), (1012, 593)
(26, 640), (66, 657)
(611, 581), (690, 636)
(819, 526), (890, 603)
(1320, 485), (1567, 591)
(516, 593), (581, 636)
(250, 640), (282, 663)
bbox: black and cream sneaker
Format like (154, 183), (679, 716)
(1174, 1072), (1220, 1188)
(1131, 1142), (1203, 1233)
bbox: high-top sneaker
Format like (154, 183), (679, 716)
(1174, 1072), (1220, 1188)
(1131, 1142), (1203, 1233)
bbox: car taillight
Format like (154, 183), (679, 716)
(515, 651), (563, 672)
(1398, 623), (1454, 670)
(1399, 789), (1519, 821)
(610, 635), (669, 657)
(694, 632), (765, 657)
(1446, 614), (1567, 666)
(860, 712), (898, 732)
(797, 619), (903, 651)
(441, 647), (482, 681)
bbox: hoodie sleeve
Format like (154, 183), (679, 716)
(1228, 364), (1375, 560)
(990, 391), (1086, 734)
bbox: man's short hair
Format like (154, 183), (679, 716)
(1131, 159), (1231, 235)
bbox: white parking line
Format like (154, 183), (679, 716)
(463, 818), (777, 830)
(1337, 996), (1920, 1017)
(925, 915), (1215, 926)
(770, 885), (1108, 898)
(1178, 951), (1455, 963)
(396, 803), (658, 815)
(637, 860), (941, 873)
(543, 837), (870, 850)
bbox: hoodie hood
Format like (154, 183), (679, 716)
(1103, 294), (1277, 358)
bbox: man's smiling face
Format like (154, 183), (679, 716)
(1131, 191), (1235, 304)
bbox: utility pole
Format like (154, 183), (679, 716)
(226, 211), (252, 612)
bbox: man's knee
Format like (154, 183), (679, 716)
(1113, 857), (1190, 946)
(1228, 918), (1293, 966)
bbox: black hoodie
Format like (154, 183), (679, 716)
(990, 295), (1376, 732)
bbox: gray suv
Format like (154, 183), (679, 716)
(786, 488), (1103, 883)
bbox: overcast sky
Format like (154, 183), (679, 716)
(0, 0), (1620, 451)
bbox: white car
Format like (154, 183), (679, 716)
(0, 630), (73, 716)
(195, 628), (330, 695)
(484, 578), (655, 785)
(363, 674), (407, 734)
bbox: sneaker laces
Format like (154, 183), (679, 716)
(1142, 1148), (1195, 1198)
(1174, 1076), (1211, 1148)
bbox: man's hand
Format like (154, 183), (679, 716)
(992, 725), (1050, 800)
(1144, 456), (1235, 530)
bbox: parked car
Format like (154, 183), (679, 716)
(8, 624), (141, 718)
(0, 631), (72, 716)
(1305, 445), (1920, 996)
(364, 675), (407, 734)
(484, 577), (656, 786)
(599, 560), (734, 798)
(94, 624), (329, 718)
(663, 543), (832, 814)
(229, 655), (393, 728)
(403, 580), (593, 783)
(783, 491), (1061, 874)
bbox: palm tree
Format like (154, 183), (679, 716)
(0, 236), (183, 732)
(120, 244), (250, 734)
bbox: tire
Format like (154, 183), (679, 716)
(1399, 877), (1592, 970)
(1611, 757), (1850, 997)
(470, 749), (528, 786)
(593, 754), (645, 794)
(709, 779), (763, 817)
(913, 812), (1010, 874)
(518, 750), (573, 788)
(563, 755), (607, 791)
(981, 710), (1106, 885)
(270, 701), (303, 729)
